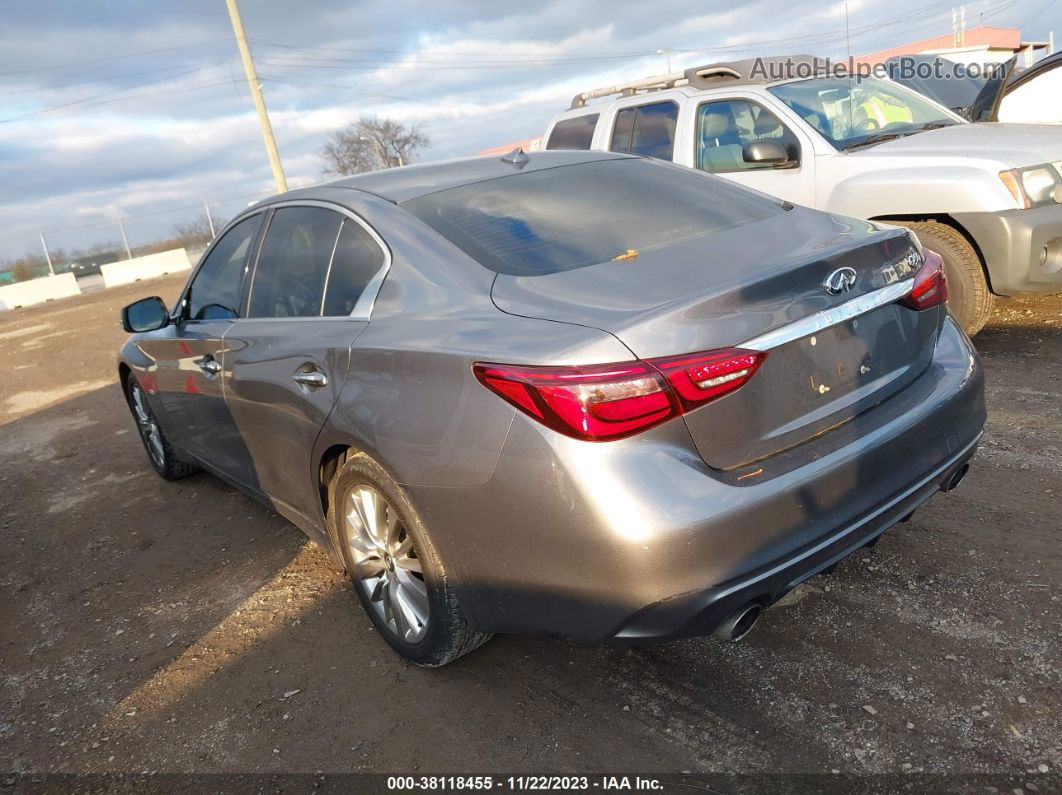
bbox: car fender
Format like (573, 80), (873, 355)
(821, 163), (1015, 219)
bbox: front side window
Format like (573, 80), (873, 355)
(186, 214), (261, 321)
(768, 76), (958, 150)
(248, 207), (343, 318)
(404, 157), (782, 277)
(609, 101), (678, 161)
(545, 114), (599, 150)
(696, 99), (800, 173)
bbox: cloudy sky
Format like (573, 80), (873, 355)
(2, 0), (1059, 260)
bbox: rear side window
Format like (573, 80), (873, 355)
(322, 219), (387, 316)
(248, 207), (342, 318)
(609, 101), (678, 161)
(545, 114), (599, 150)
(403, 158), (781, 277)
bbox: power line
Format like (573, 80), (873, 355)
(0, 39), (232, 79)
(0, 63), (230, 123)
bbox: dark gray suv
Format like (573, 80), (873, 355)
(118, 151), (986, 666)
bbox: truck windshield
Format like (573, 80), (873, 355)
(402, 158), (783, 276)
(768, 76), (959, 150)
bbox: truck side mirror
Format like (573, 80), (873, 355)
(742, 140), (796, 168)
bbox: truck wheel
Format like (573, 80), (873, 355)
(891, 221), (994, 336)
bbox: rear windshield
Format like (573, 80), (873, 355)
(403, 158), (783, 276)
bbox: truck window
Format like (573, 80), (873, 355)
(768, 76), (957, 150)
(546, 114), (599, 150)
(696, 99), (800, 173)
(609, 101), (678, 161)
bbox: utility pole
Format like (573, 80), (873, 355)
(118, 218), (132, 260)
(657, 48), (672, 73)
(39, 232), (54, 277)
(203, 199), (216, 237)
(225, 0), (288, 193)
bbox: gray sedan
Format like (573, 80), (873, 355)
(118, 151), (985, 666)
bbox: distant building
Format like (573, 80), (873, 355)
(856, 26), (1053, 69)
(478, 137), (543, 157)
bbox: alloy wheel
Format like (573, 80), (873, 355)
(130, 382), (166, 468)
(345, 485), (429, 643)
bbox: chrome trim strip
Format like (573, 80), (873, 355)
(740, 280), (913, 352)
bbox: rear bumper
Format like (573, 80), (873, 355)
(611, 432), (979, 640)
(410, 317), (986, 641)
(955, 204), (1062, 295)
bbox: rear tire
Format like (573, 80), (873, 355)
(124, 377), (199, 480)
(328, 451), (491, 667)
(890, 220), (994, 336)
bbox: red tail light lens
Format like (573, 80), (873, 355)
(473, 348), (765, 442)
(901, 249), (948, 311)
(473, 361), (677, 441)
(647, 348), (765, 411)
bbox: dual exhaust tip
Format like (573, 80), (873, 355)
(713, 462), (971, 644)
(713, 603), (763, 643)
(941, 463), (970, 493)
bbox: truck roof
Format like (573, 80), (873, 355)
(568, 54), (827, 109)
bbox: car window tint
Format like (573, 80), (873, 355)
(629, 102), (678, 160)
(404, 157), (782, 277)
(609, 107), (635, 152)
(322, 219), (386, 316)
(248, 206), (343, 319)
(546, 114), (599, 150)
(187, 214), (261, 320)
(696, 99), (800, 173)
(609, 102), (677, 161)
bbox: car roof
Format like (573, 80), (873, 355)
(305, 150), (634, 204)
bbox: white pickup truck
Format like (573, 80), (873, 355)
(544, 56), (1062, 334)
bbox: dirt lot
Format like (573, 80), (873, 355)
(1, 275), (1059, 786)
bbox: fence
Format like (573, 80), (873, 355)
(0, 187), (277, 287)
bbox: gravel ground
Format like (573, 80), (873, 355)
(0, 276), (1059, 788)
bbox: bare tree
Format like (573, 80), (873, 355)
(9, 255), (47, 283)
(321, 117), (429, 176)
(173, 213), (225, 248)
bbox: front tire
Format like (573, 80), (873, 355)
(891, 220), (994, 336)
(328, 452), (491, 667)
(124, 377), (198, 480)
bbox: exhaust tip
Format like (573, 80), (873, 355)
(941, 463), (970, 492)
(713, 603), (763, 643)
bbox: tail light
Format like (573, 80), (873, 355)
(901, 249), (948, 311)
(473, 348), (765, 442)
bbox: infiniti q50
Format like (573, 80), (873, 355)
(118, 151), (985, 666)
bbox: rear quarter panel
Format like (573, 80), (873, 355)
(311, 190), (635, 489)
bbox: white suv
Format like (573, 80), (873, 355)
(544, 56), (1062, 334)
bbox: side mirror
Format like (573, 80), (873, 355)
(122, 296), (170, 333)
(742, 139), (796, 168)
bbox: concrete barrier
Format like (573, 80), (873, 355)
(100, 248), (192, 288)
(0, 273), (82, 311)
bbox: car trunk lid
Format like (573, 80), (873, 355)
(491, 209), (941, 469)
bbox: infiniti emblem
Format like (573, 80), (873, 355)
(824, 267), (858, 295)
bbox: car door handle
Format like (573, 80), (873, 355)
(292, 370), (328, 389)
(198, 358), (222, 376)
